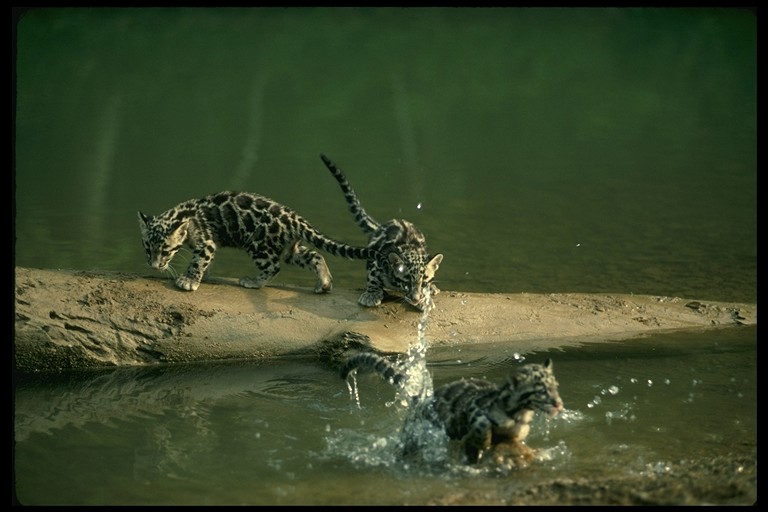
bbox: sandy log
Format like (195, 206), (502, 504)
(14, 267), (756, 373)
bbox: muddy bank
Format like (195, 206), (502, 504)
(13, 267), (756, 373)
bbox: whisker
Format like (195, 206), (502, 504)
(166, 265), (179, 280)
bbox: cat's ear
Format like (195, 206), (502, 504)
(426, 253), (443, 275)
(169, 220), (189, 243)
(544, 358), (553, 370)
(138, 212), (151, 237)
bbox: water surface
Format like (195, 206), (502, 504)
(14, 326), (756, 505)
(13, 8), (756, 506)
(14, 7), (756, 302)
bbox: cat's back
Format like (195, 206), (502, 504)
(370, 218), (429, 250)
(195, 190), (297, 222)
(191, 191), (298, 245)
(430, 379), (495, 419)
(199, 190), (275, 211)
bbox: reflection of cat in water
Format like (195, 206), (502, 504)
(341, 353), (563, 466)
(133, 398), (216, 483)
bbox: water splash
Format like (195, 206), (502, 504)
(400, 286), (435, 402)
(346, 370), (362, 409)
(335, 288), (575, 473)
(336, 287), (444, 466)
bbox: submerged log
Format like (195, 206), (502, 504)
(14, 267), (756, 373)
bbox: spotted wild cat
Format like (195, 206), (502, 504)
(341, 352), (563, 465)
(319, 154), (443, 311)
(138, 191), (374, 292)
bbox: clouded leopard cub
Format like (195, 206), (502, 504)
(341, 353), (563, 465)
(320, 154), (443, 311)
(138, 191), (374, 292)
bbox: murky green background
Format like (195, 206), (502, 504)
(13, 8), (756, 506)
(14, 7), (755, 303)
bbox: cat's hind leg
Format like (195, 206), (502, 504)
(241, 243), (281, 289)
(284, 241), (333, 293)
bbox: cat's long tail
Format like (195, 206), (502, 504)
(340, 352), (406, 387)
(302, 225), (375, 261)
(320, 154), (380, 235)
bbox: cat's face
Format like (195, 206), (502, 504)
(138, 211), (188, 271)
(505, 359), (563, 418)
(387, 251), (443, 310)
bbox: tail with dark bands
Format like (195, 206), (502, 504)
(340, 352), (406, 387)
(320, 154), (380, 235)
(303, 226), (375, 261)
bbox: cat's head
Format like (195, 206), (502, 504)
(138, 211), (188, 271)
(387, 250), (443, 311)
(503, 358), (563, 418)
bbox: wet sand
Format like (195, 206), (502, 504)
(14, 266), (756, 373)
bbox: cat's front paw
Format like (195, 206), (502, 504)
(358, 290), (383, 307)
(176, 275), (200, 291)
(430, 283), (441, 296)
(314, 277), (333, 294)
(484, 442), (536, 468)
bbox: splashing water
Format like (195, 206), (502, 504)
(399, 286), (435, 402)
(346, 371), (362, 409)
(334, 287), (580, 472)
(344, 287), (435, 410)
(393, 288), (455, 465)
(336, 287), (446, 467)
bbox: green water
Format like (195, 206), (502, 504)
(14, 7), (756, 303)
(14, 328), (756, 505)
(13, 7), (756, 506)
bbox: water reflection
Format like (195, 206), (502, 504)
(14, 326), (756, 505)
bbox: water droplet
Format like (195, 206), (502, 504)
(608, 385), (620, 395)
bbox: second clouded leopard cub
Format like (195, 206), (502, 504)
(138, 191), (374, 293)
(320, 154), (443, 311)
(341, 353), (563, 465)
